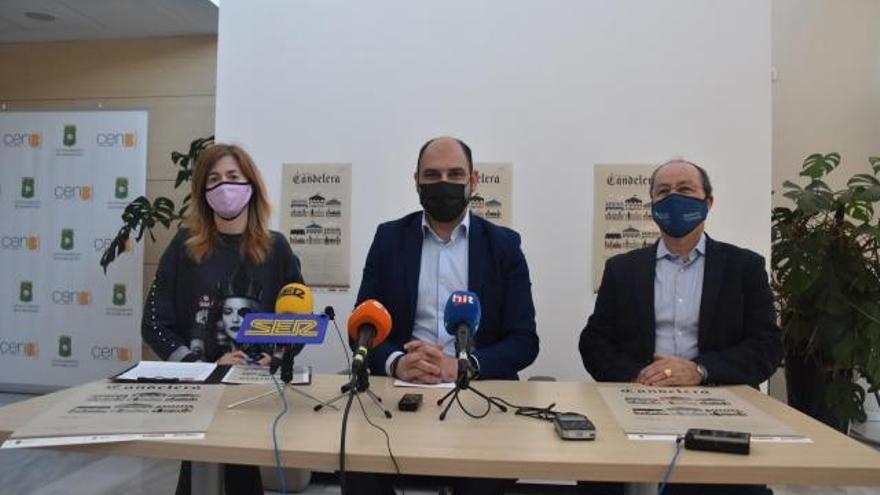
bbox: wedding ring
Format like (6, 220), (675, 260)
(664, 368), (673, 378)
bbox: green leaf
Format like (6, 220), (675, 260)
(806, 180), (832, 193)
(801, 153), (841, 180)
(100, 135), (211, 272)
(869, 156), (880, 175)
(858, 185), (880, 203)
(848, 173), (880, 188)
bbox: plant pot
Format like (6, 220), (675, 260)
(784, 350), (849, 433)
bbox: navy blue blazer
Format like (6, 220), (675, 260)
(356, 211), (539, 380)
(579, 236), (783, 387)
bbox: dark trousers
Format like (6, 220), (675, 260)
(576, 481), (772, 495)
(344, 471), (512, 495)
(176, 461), (263, 495)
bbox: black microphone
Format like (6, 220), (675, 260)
(444, 291), (482, 379)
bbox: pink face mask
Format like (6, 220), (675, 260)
(205, 182), (253, 220)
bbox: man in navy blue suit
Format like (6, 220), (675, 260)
(578, 159), (782, 495)
(350, 136), (539, 495)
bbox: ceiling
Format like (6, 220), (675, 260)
(0, 0), (218, 43)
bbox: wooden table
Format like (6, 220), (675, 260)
(1, 374), (879, 486)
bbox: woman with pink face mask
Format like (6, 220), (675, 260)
(142, 143), (303, 495)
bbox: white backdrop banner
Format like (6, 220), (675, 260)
(0, 111), (146, 390)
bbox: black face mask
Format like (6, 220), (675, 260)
(418, 181), (469, 223)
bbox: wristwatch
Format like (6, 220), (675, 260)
(389, 354), (404, 378)
(696, 364), (709, 385)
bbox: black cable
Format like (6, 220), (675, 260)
(354, 392), (405, 495)
(658, 436), (685, 495)
(339, 389), (355, 495)
(330, 317), (352, 373)
(453, 391), (492, 419)
(270, 372), (289, 495)
(488, 396), (576, 422)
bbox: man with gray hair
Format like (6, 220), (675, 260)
(578, 159), (783, 495)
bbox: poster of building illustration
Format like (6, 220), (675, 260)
(598, 385), (799, 437)
(592, 164), (659, 291)
(470, 162), (512, 228)
(281, 164), (352, 289)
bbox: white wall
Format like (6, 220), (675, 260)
(772, 0), (880, 200)
(215, 0), (772, 380)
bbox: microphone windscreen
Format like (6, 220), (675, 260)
(348, 299), (392, 346)
(444, 290), (481, 336)
(275, 283), (314, 314)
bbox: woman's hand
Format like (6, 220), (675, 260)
(217, 351), (249, 366)
(256, 353), (272, 367)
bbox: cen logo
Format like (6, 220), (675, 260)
(3, 132), (41, 148)
(96, 132), (136, 148)
(1, 235), (39, 251)
(0, 340), (38, 358)
(91, 345), (131, 362)
(54, 185), (93, 201)
(51, 289), (91, 306)
(93, 237), (134, 253)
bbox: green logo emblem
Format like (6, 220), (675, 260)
(112, 284), (126, 306)
(19, 281), (33, 303)
(58, 335), (72, 358)
(61, 228), (74, 251)
(115, 177), (129, 200)
(63, 125), (76, 147)
(21, 177), (35, 199)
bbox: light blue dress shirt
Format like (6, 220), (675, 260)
(654, 233), (706, 360)
(385, 211), (470, 375)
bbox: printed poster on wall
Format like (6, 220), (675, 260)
(470, 162), (513, 228)
(280, 163), (352, 289)
(592, 164), (659, 291)
(0, 111), (146, 391)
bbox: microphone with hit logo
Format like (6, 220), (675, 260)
(443, 290), (481, 380)
(437, 290), (507, 420)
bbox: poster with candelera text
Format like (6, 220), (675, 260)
(598, 384), (799, 437)
(281, 163), (352, 289)
(593, 164), (659, 291)
(3, 382), (224, 448)
(470, 163), (512, 228)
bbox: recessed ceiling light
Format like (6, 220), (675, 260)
(24, 12), (56, 22)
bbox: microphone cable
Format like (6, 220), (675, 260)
(332, 305), (403, 494)
(269, 371), (289, 495)
(658, 436), (685, 495)
(354, 391), (405, 495)
(325, 305), (352, 373)
(454, 392), (493, 419)
(337, 376), (405, 495)
(487, 397), (579, 423)
(339, 388), (355, 495)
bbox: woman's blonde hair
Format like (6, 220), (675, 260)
(184, 144), (272, 264)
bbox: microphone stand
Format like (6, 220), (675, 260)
(437, 355), (507, 421)
(316, 362), (392, 418)
(227, 343), (338, 411)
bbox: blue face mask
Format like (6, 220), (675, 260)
(651, 194), (709, 238)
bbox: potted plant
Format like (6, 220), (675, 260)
(100, 136), (214, 271)
(772, 152), (880, 432)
